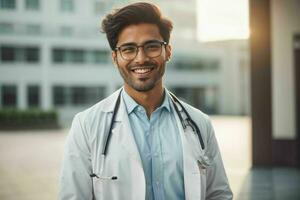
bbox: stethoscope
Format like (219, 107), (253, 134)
(90, 89), (205, 183)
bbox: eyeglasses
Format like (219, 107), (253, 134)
(115, 41), (167, 61)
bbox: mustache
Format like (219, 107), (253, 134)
(129, 61), (157, 70)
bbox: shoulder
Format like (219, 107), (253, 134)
(73, 89), (121, 129)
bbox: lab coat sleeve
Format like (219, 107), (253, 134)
(205, 119), (233, 200)
(59, 114), (93, 200)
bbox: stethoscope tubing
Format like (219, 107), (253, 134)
(102, 89), (205, 156)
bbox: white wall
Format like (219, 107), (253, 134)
(271, 0), (300, 139)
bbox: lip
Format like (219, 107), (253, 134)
(130, 67), (154, 78)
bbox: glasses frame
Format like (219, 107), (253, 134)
(114, 41), (167, 61)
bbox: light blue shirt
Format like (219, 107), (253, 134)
(122, 89), (185, 200)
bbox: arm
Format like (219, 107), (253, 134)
(58, 114), (94, 200)
(205, 119), (233, 200)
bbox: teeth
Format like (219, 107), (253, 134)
(133, 68), (151, 74)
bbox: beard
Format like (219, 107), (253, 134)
(117, 60), (165, 92)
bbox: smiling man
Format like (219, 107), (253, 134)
(59, 2), (233, 200)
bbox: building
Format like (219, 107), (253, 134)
(0, 0), (250, 126)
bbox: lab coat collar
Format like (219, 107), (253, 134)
(101, 87), (202, 199)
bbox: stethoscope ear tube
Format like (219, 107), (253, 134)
(169, 92), (205, 150)
(102, 90), (122, 156)
(102, 89), (205, 156)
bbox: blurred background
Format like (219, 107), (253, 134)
(0, 0), (299, 199)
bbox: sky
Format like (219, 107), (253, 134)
(197, 0), (249, 42)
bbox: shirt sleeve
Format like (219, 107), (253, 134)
(58, 114), (94, 200)
(205, 119), (233, 200)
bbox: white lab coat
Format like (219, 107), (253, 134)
(59, 88), (233, 200)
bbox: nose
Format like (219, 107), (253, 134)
(134, 46), (149, 63)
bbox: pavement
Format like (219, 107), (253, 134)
(0, 116), (299, 199)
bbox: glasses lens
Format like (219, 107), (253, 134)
(118, 41), (164, 60)
(144, 42), (162, 58)
(119, 45), (137, 60)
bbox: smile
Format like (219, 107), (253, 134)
(131, 67), (153, 74)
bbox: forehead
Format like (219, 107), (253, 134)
(117, 23), (163, 46)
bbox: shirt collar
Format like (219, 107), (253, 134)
(122, 88), (171, 115)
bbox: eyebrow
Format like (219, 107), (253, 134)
(118, 40), (162, 47)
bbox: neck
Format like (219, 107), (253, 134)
(124, 83), (164, 118)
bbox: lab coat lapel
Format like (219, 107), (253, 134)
(113, 95), (143, 165)
(171, 99), (201, 199)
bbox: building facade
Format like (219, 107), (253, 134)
(0, 0), (250, 126)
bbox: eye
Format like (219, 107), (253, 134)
(120, 45), (136, 54)
(145, 42), (161, 51)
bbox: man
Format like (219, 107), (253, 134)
(59, 2), (233, 200)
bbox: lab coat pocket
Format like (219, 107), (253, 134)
(93, 172), (120, 199)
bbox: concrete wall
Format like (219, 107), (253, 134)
(271, 0), (300, 139)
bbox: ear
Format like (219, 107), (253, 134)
(111, 51), (117, 65)
(165, 44), (172, 62)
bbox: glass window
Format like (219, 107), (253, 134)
(0, 46), (15, 62)
(92, 50), (108, 63)
(27, 85), (40, 107)
(70, 49), (85, 63)
(25, 47), (39, 62)
(70, 86), (105, 105)
(52, 48), (65, 63)
(170, 87), (218, 114)
(53, 86), (66, 106)
(86, 87), (105, 104)
(1, 45), (40, 63)
(25, 0), (39, 10)
(70, 86), (85, 105)
(0, 0), (16, 9)
(0, 23), (13, 34)
(60, 0), (74, 12)
(1, 85), (17, 107)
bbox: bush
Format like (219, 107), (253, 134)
(0, 109), (59, 130)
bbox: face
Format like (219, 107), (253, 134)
(112, 23), (171, 92)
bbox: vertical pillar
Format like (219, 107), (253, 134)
(18, 82), (26, 110)
(294, 35), (300, 167)
(250, 0), (273, 166)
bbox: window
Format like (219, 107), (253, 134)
(0, 23), (13, 34)
(60, 0), (74, 12)
(173, 58), (219, 71)
(53, 86), (67, 106)
(52, 48), (109, 64)
(52, 49), (65, 63)
(0, 0), (16, 9)
(0, 45), (40, 63)
(1, 85), (17, 107)
(25, 0), (39, 10)
(27, 85), (40, 107)
(70, 49), (84, 63)
(70, 86), (85, 105)
(52, 48), (85, 64)
(70, 86), (105, 105)
(0, 46), (15, 62)
(53, 86), (105, 106)
(170, 86), (219, 114)
(25, 47), (39, 62)
(92, 50), (108, 63)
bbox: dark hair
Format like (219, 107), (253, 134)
(101, 2), (173, 50)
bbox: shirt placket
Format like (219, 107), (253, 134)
(149, 111), (164, 200)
